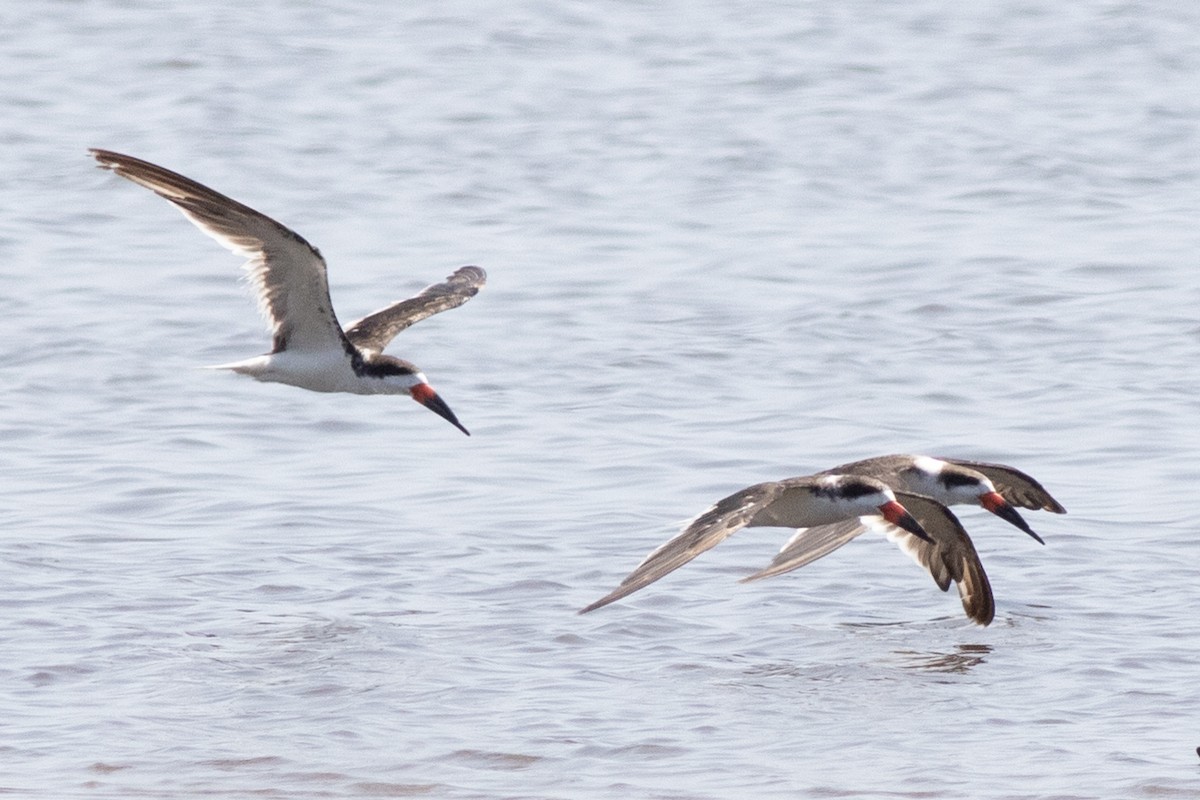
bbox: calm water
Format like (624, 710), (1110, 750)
(2, 1), (1198, 797)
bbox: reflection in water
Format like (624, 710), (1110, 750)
(897, 643), (993, 674)
(742, 662), (833, 681)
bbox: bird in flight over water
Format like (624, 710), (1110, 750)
(91, 149), (484, 435)
(741, 454), (1065, 625)
(580, 473), (931, 614)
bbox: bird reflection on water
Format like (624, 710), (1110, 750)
(897, 643), (993, 674)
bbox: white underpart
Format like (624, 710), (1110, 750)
(908, 456), (971, 502)
(205, 351), (416, 395)
(879, 516), (926, 570)
(967, 477), (1000, 506)
(816, 479), (895, 527)
(910, 457), (997, 504)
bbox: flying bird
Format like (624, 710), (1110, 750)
(90, 149), (484, 435)
(579, 474), (930, 614)
(743, 455), (1065, 624)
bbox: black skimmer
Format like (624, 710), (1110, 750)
(579, 474), (931, 614)
(742, 455), (1065, 624)
(90, 149), (484, 435)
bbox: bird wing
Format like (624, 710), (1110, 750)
(742, 493), (994, 626)
(343, 266), (486, 355)
(940, 458), (1066, 513)
(579, 482), (781, 613)
(739, 518), (871, 581)
(880, 493), (995, 625)
(818, 454), (911, 482)
(91, 149), (349, 354)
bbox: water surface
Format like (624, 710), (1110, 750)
(2, 1), (1198, 797)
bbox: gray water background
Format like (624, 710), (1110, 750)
(1, 1), (1198, 797)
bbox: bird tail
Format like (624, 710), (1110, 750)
(200, 355), (269, 376)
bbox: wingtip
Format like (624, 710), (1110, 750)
(89, 148), (113, 168)
(972, 601), (996, 626)
(458, 264), (487, 282)
(967, 591), (996, 626)
(578, 586), (632, 614)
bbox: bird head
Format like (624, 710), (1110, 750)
(912, 457), (1042, 543)
(364, 355), (470, 435)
